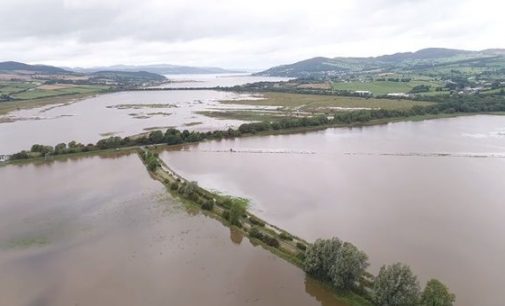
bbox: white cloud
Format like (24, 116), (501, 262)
(0, 0), (503, 69)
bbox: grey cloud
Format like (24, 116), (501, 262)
(0, 0), (502, 69)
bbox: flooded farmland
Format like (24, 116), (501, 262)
(0, 153), (346, 306)
(160, 115), (505, 306)
(0, 75), (290, 154)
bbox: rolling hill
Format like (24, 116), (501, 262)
(0, 61), (71, 74)
(256, 48), (505, 77)
(70, 64), (243, 75)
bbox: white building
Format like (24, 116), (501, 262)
(354, 90), (372, 97)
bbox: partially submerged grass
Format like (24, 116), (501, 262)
(220, 92), (433, 112)
(197, 110), (286, 121)
(3, 236), (49, 249)
(184, 121), (203, 126)
(107, 103), (177, 110)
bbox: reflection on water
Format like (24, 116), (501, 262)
(0, 90), (258, 154)
(156, 73), (292, 88)
(0, 74), (291, 155)
(0, 153), (346, 306)
(160, 115), (505, 306)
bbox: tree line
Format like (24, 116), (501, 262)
(141, 149), (456, 306)
(304, 238), (455, 306)
(10, 94), (505, 161)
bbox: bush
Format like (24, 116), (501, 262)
(201, 200), (214, 211)
(249, 226), (262, 239)
(296, 242), (307, 251)
(279, 232), (293, 241)
(10, 150), (30, 160)
(249, 216), (265, 227)
(219, 198), (232, 209)
(222, 210), (230, 220)
(228, 199), (247, 226)
(263, 235), (280, 247)
(248, 226), (280, 248)
(147, 158), (159, 171)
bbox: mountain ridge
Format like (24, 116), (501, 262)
(256, 48), (505, 77)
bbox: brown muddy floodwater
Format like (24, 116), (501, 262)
(0, 154), (345, 306)
(160, 115), (505, 306)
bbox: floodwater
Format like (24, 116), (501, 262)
(157, 73), (291, 88)
(0, 74), (287, 154)
(160, 115), (505, 306)
(0, 153), (346, 306)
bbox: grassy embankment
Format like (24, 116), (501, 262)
(138, 147), (372, 306)
(0, 82), (110, 115)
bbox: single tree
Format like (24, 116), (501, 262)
(373, 263), (421, 306)
(304, 238), (342, 281)
(421, 279), (455, 306)
(330, 242), (369, 289)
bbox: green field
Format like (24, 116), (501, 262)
(0, 82), (110, 116)
(12, 85), (109, 100)
(0, 81), (38, 96)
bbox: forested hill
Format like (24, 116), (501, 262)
(70, 64), (242, 75)
(256, 48), (505, 77)
(0, 61), (70, 74)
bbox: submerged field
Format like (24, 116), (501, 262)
(161, 115), (505, 306)
(0, 153), (351, 306)
(221, 92), (432, 110)
(205, 92), (434, 121)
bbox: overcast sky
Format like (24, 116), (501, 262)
(0, 0), (503, 69)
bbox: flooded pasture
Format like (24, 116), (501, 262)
(160, 115), (505, 306)
(0, 74), (289, 154)
(0, 153), (345, 306)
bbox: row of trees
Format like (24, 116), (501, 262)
(10, 94), (505, 161)
(304, 238), (455, 306)
(138, 150), (455, 306)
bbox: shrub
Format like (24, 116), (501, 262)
(279, 232), (293, 241)
(222, 210), (230, 220)
(248, 226), (279, 248)
(249, 216), (265, 227)
(296, 242), (307, 251)
(263, 235), (280, 248)
(201, 200), (214, 211)
(249, 226), (262, 239)
(228, 199), (247, 226)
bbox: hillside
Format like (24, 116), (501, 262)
(71, 64), (242, 75)
(0, 61), (70, 74)
(256, 48), (505, 77)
